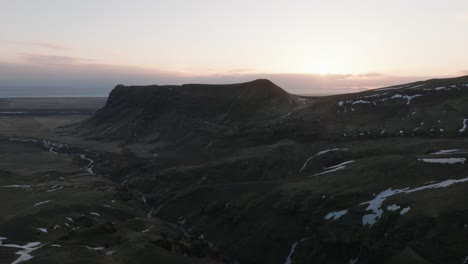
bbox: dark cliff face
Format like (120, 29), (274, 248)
(76, 79), (297, 142)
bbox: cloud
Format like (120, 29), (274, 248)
(17, 53), (93, 64)
(33, 42), (66, 50)
(6, 41), (66, 51)
(226, 69), (254, 73)
(356, 72), (384, 78)
(459, 70), (468, 75)
(0, 53), (448, 97)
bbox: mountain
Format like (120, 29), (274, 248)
(67, 76), (468, 263)
(74, 79), (301, 141)
(74, 76), (468, 145)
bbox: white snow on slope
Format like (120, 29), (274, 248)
(324, 210), (348, 221)
(33, 200), (54, 207)
(46, 185), (63, 192)
(77, 154), (95, 174)
(352, 100), (371, 105)
(106, 250), (117, 256)
(84, 246), (105, 251)
(360, 176), (468, 226)
(386, 204), (401, 211)
(410, 84), (426, 89)
(284, 237), (310, 264)
(434, 86), (446, 91)
(327, 177), (468, 226)
(418, 158), (466, 164)
(459, 119), (468, 133)
(386, 94), (423, 105)
(0, 241), (44, 264)
(299, 148), (348, 173)
(432, 149), (460, 155)
(400, 207), (411, 215)
(313, 161), (355, 176)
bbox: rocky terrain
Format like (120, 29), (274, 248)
(2, 76), (468, 263)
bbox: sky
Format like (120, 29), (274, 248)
(1, 0), (468, 97)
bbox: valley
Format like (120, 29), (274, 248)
(1, 76), (468, 263)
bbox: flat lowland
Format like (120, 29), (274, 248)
(0, 98), (222, 264)
(0, 97), (122, 153)
(0, 97), (106, 137)
(0, 97), (106, 110)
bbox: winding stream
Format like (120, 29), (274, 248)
(3, 137), (97, 174)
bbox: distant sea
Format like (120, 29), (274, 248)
(0, 87), (111, 98)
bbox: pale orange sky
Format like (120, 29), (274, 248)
(1, 1), (468, 96)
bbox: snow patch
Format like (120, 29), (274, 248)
(360, 177), (468, 226)
(77, 154), (95, 174)
(299, 148), (348, 173)
(106, 250), (116, 256)
(33, 200), (54, 207)
(410, 83), (426, 89)
(418, 158), (466, 164)
(284, 237), (309, 264)
(403, 94), (423, 104)
(400, 207), (411, 215)
(37, 228), (47, 233)
(432, 149), (460, 155)
(382, 94), (423, 105)
(313, 160), (355, 176)
(434, 86), (447, 91)
(352, 100), (371, 105)
(386, 204), (401, 211)
(324, 210), (348, 221)
(0, 241), (44, 264)
(459, 119), (468, 133)
(84, 246), (105, 251)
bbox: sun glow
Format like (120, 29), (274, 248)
(294, 60), (348, 75)
(310, 62), (335, 75)
(290, 52), (358, 76)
